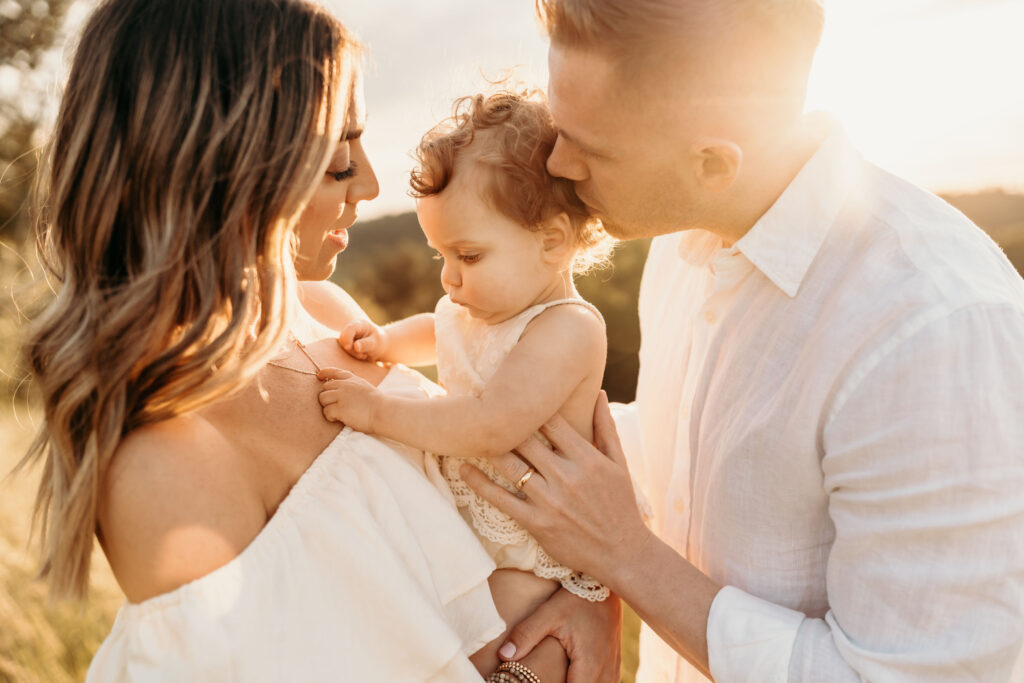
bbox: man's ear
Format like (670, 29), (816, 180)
(539, 212), (574, 267)
(691, 138), (743, 192)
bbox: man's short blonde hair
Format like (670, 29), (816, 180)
(537, 0), (823, 52)
(536, 0), (824, 89)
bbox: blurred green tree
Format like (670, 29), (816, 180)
(1, 0), (78, 241)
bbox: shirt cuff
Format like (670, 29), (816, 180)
(707, 585), (806, 683)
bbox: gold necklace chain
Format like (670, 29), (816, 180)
(266, 335), (323, 377)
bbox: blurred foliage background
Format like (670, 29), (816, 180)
(1, 0), (1023, 681)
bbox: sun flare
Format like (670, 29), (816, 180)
(806, 0), (1024, 193)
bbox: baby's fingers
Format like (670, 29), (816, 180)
(337, 322), (371, 355)
(318, 367), (353, 382)
(353, 338), (376, 357)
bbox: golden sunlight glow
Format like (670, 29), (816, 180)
(806, 0), (1024, 193)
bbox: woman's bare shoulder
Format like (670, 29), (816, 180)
(100, 414), (267, 603)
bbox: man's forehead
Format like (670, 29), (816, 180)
(548, 45), (618, 108)
(548, 45), (630, 148)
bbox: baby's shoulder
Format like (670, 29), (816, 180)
(521, 300), (606, 354)
(101, 415), (265, 602)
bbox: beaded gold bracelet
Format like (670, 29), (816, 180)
(494, 660), (542, 683)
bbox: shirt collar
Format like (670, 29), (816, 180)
(732, 122), (861, 298)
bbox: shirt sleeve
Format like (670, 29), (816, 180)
(707, 303), (1024, 682)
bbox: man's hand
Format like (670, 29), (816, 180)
(501, 588), (623, 683)
(460, 391), (654, 583)
(337, 320), (389, 362)
(465, 392), (720, 677)
(317, 368), (380, 433)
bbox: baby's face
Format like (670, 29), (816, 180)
(417, 182), (562, 325)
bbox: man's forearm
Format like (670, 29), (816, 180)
(606, 531), (721, 679)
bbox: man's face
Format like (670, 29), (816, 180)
(546, 44), (703, 241)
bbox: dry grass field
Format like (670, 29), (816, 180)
(0, 409), (121, 683)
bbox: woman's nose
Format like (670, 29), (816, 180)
(349, 145), (380, 204)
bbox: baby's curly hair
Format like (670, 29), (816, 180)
(410, 86), (612, 274)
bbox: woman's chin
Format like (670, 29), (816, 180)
(295, 256), (338, 282)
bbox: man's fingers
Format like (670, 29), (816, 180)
(459, 464), (534, 522)
(513, 434), (564, 479)
(593, 391), (629, 469)
(498, 592), (564, 662)
(488, 452), (533, 488)
(538, 412), (592, 462)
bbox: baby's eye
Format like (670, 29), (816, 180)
(459, 253), (481, 264)
(431, 250), (443, 261)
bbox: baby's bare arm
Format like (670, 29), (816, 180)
(338, 313), (436, 366)
(345, 304), (607, 457)
(380, 313), (437, 366)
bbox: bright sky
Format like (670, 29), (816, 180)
(328, 0), (1024, 220)
(4, 1), (1021, 221)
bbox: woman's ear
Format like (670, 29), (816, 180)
(691, 138), (743, 193)
(539, 213), (574, 268)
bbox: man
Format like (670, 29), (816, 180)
(462, 0), (1024, 680)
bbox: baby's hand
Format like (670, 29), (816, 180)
(338, 320), (388, 362)
(317, 368), (380, 434)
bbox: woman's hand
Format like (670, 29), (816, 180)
(500, 588), (623, 683)
(317, 368), (381, 433)
(337, 320), (389, 362)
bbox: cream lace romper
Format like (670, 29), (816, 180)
(433, 294), (611, 602)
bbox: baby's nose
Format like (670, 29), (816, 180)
(441, 262), (460, 288)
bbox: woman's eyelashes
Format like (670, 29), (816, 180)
(328, 163), (357, 181)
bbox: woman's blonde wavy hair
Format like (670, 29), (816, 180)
(20, 0), (359, 600)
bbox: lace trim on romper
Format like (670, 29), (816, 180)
(434, 295), (611, 602)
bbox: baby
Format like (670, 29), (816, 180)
(318, 87), (614, 676)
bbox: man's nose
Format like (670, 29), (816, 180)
(547, 136), (587, 182)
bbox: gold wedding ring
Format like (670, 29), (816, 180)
(514, 467), (536, 491)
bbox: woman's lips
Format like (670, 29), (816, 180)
(325, 228), (349, 250)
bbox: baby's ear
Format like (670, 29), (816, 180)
(539, 212), (574, 267)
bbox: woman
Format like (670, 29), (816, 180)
(21, 0), (618, 680)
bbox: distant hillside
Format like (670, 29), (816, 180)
(941, 189), (1024, 269)
(940, 189), (1024, 237)
(333, 190), (1024, 401)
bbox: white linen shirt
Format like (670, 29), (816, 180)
(615, 127), (1024, 682)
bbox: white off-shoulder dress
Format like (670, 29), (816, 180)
(87, 364), (505, 682)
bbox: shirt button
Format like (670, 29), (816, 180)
(673, 499), (685, 513)
(704, 310), (717, 324)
